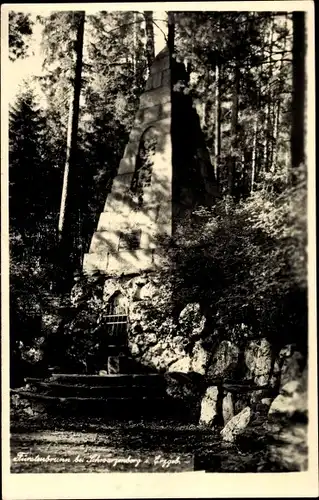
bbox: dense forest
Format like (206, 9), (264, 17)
(8, 10), (307, 382)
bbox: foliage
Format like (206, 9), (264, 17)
(9, 11), (33, 61)
(157, 163), (307, 350)
(8, 10), (307, 381)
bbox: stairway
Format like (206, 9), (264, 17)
(11, 373), (198, 422)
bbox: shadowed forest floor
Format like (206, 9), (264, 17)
(10, 414), (290, 473)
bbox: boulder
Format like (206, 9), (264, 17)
(280, 351), (304, 389)
(179, 303), (206, 338)
(220, 406), (251, 442)
(267, 368), (308, 472)
(191, 341), (209, 375)
(165, 372), (201, 400)
(168, 356), (192, 373)
(207, 340), (239, 379)
(199, 386), (219, 425)
(268, 423), (308, 471)
(268, 377), (307, 419)
(222, 392), (234, 425)
(140, 340), (186, 371)
(244, 338), (272, 381)
(138, 282), (158, 300)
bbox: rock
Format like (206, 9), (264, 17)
(141, 343), (181, 371)
(199, 386), (219, 425)
(191, 341), (209, 375)
(250, 389), (266, 404)
(138, 282), (158, 300)
(280, 351), (304, 388)
(168, 356), (191, 373)
(70, 280), (87, 307)
(192, 316), (206, 338)
(146, 333), (157, 344)
(244, 338), (272, 380)
(279, 344), (294, 359)
(207, 340), (239, 379)
(268, 423), (308, 471)
(268, 379), (307, 419)
(222, 392), (234, 425)
(179, 303), (206, 338)
(220, 406), (251, 442)
(267, 368), (308, 471)
(261, 397), (273, 407)
(129, 343), (140, 357)
(165, 372), (201, 400)
(253, 374), (269, 386)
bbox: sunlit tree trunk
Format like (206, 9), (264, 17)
(144, 11), (155, 73)
(228, 62), (240, 198)
(58, 11), (85, 245)
(251, 115), (258, 193)
(214, 63), (221, 185)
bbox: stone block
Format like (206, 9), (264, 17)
(168, 356), (192, 373)
(107, 249), (155, 275)
(97, 213), (128, 232)
(117, 156), (136, 175)
(89, 230), (120, 254)
(207, 340), (240, 379)
(140, 85), (171, 109)
(83, 253), (108, 275)
(220, 406), (251, 442)
(145, 78), (152, 91)
(160, 101), (171, 119)
(191, 341), (209, 375)
(103, 193), (132, 216)
(150, 52), (169, 75)
(222, 392), (234, 425)
(152, 71), (162, 89)
(161, 68), (171, 87)
(244, 338), (272, 378)
(143, 104), (161, 124)
(129, 126), (143, 142)
(199, 386), (219, 425)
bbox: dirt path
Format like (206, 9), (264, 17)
(10, 427), (201, 473)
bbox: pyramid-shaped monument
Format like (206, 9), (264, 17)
(83, 47), (218, 276)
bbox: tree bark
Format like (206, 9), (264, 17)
(144, 11), (155, 72)
(263, 16), (275, 173)
(291, 11), (305, 175)
(251, 115), (258, 193)
(272, 14), (288, 173)
(58, 12), (85, 248)
(214, 63), (221, 185)
(168, 12), (175, 58)
(227, 63), (240, 198)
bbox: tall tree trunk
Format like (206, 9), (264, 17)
(168, 12), (175, 58)
(132, 11), (137, 78)
(144, 11), (155, 73)
(58, 12), (85, 252)
(291, 11), (305, 176)
(214, 63), (221, 184)
(272, 14), (288, 173)
(251, 115), (258, 193)
(228, 63), (240, 198)
(263, 15), (275, 173)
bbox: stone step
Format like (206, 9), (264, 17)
(11, 389), (197, 422)
(48, 373), (166, 387)
(25, 381), (166, 398)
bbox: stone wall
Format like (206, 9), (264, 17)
(64, 273), (308, 467)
